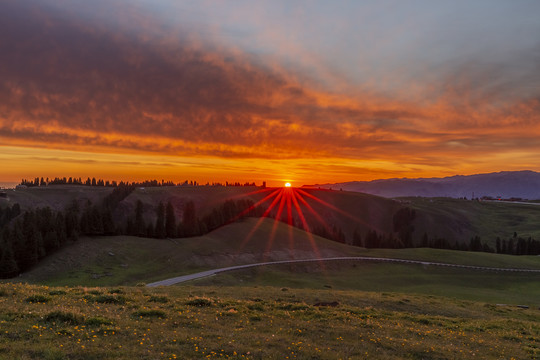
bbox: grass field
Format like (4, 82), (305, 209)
(194, 261), (540, 305)
(0, 282), (538, 359)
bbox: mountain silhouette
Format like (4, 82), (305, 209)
(309, 171), (540, 199)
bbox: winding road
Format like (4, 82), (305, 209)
(146, 256), (540, 287)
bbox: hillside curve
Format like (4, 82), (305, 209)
(146, 256), (540, 287)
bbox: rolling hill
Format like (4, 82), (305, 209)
(0, 185), (113, 212)
(3, 183), (540, 249)
(16, 217), (540, 306)
(17, 217), (365, 286)
(405, 196), (540, 246)
(0, 184), (402, 243)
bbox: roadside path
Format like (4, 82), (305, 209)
(146, 256), (540, 287)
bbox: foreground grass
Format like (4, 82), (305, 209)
(0, 283), (538, 359)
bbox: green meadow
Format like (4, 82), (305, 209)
(195, 261), (540, 305)
(0, 283), (538, 359)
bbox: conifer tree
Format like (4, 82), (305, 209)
(0, 236), (19, 278)
(165, 201), (176, 238)
(10, 221), (25, 269)
(352, 229), (362, 247)
(101, 208), (115, 235)
(134, 200), (145, 236)
(420, 232), (429, 247)
(90, 206), (104, 235)
(43, 231), (59, 253)
(21, 212), (42, 269)
(155, 202), (166, 239)
(146, 223), (155, 238)
(183, 201), (197, 237)
(79, 201), (92, 235)
(65, 200), (80, 241)
(55, 212), (68, 245)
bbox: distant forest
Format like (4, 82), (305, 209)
(1, 182), (540, 278)
(19, 177), (261, 188)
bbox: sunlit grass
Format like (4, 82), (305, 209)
(0, 282), (538, 359)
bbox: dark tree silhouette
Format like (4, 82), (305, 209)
(165, 201), (176, 238)
(393, 207), (416, 248)
(420, 232), (429, 247)
(65, 200), (80, 241)
(155, 202), (166, 239)
(0, 235), (18, 278)
(364, 230), (380, 248)
(352, 229), (362, 247)
(181, 201), (197, 237)
(134, 200), (146, 236)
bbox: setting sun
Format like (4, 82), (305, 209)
(285, 182), (291, 187)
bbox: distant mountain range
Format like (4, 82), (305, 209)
(308, 171), (540, 200)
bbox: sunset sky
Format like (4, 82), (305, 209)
(1, 0), (540, 187)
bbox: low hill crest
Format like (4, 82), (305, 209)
(308, 170), (540, 199)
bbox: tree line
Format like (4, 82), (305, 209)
(19, 177), (262, 188)
(495, 234), (540, 255)
(354, 229), (540, 255)
(0, 205), (70, 277)
(349, 207), (540, 255)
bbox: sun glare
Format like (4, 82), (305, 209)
(284, 182), (291, 187)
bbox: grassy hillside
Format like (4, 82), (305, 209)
(17, 218), (540, 307)
(115, 185), (263, 225)
(0, 185), (402, 241)
(407, 197), (540, 245)
(0, 283), (538, 359)
(3, 185), (540, 248)
(0, 185), (113, 212)
(118, 187), (403, 243)
(18, 218), (365, 286)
